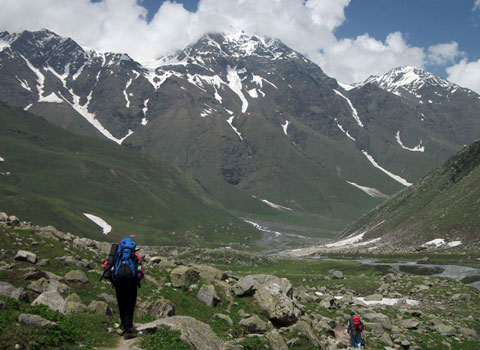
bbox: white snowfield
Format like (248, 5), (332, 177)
(282, 120), (290, 136)
(83, 213), (112, 234)
(227, 66), (249, 113)
(353, 297), (420, 307)
(347, 181), (389, 199)
(396, 131), (425, 152)
(333, 89), (364, 127)
(226, 116), (243, 140)
(0, 156), (4, 162)
(261, 199), (292, 211)
(422, 239), (462, 248)
(362, 150), (412, 187)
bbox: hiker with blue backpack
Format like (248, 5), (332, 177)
(347, 311), (364, 349)
(102, 237), (144, 339)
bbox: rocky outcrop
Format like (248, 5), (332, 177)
(15, 250), (37, 264)
(138, 297), (175, 319)
(0, 281), (28, 301)
(32, 290), (66, 314)
(254, 282), (302, 326)
(232, 274), (293, 297)
(196, 284), (221, 307)
(18, 314), (58, 329)
(138, 316), (226, 350)
(170, 266), (200, 288)
(239, 315), (267, 333)
(64, 270), (89, 284)
(27, 277), (71, 296)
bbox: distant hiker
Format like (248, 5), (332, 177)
(347, 311), (364, 349)
(102, 237), (144, 339)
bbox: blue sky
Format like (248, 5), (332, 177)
(1, 0), (480, 92)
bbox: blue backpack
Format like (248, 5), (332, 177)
(113, 238), (137, 282)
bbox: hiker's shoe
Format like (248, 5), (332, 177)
(123, 329), (138, 340)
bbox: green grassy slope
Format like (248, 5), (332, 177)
(0, 102), (259, 246)
(339, 139), (480, 247)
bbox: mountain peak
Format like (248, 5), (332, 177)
(362, 66), (460, 98)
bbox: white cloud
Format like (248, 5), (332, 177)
(474, 0), (480, 11)
(447, 59), (480, 94)
(427, 42), (463, 65)
(0, 0), (466, 85)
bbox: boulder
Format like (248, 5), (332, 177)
(294, 319), (321, 347)
(254, 282), (302, 326)
(0, 300), (6, 309)
(88, 301), (113, 318)
(0, 281), (28, 301)
(66, 301), (88, 314)
(18, 314), (58, 329)
(137, 316), (225, 350)
(196, 285), (221, 307)
(363, 312), (391, 330)
(96, 293), (117, 305)
(7, 216), (20, 226)
(459, 327), (479, 341)
(380, 333), (394, 347)
(139, 297), (175, 319)
(14, 250), (37, 264)
(214, 313), (233, 327)
(435, 324), (456, 336)
(266, 329), (288, 350)
(32, 290), (66, 314)
(239, 315), (267, 333)
(170, 266), (200, 288)
(400, 318), (419, 330)
(27, 278), (71, 296)
(232, 274), (293, 297)
(0, 212), (8, 222)
(64, 270), (89, 284)
(35, 226), (73, 242)
(451, 293), (471, 302)
(332, 270), (344, 279)
(193, 264), (227, 282)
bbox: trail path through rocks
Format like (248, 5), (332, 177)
(96, 335), (141, 350)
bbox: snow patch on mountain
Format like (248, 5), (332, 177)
(16, 76), (31, 91)
(251, 74), (277, 89)
(333, 89), (364, 127)
(83, 213), (112, 235)
(282, 120), (290, 136)
(142, 99), (149, 125)
(335, 118), (355, 141)
(395, 131), (425, 152)
(0, 156), (4, 162)
(226, 116), (243, 140)
(124, 78), (133, 108)
(338, 82), (356, 91)
(248, 88), (258, 98)
(347, 181), (389, 199)
(227, 66), (249, 113)
(362, 150), (412, 187)
(21, 55), (46, 102)
(261, 199), (292, 211)
(42, 92), (64, 103)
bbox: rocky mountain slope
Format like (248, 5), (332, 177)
(1, 213), (479, 350)
(0, 101), (258, 245)
(1, 29), (479, 233)
(331, 139), (480, 252)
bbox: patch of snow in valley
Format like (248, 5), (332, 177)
(83, 213), (112, 234)
(0, 156), (4, 162)
(21, 55), (46, 102)
(282, 120), (290, 136)
(201, 106), (214, 117)
(335, 119), (355, 141)
(227, 66), (249, 113)
(395, 131), (425, 152)
(333, 89), (363, 127)
(244, 220), (282, 238)
(124, 78), (133, 108)
(347, 181), (389, 199)
(325, 231), (367, 247)
(261, 199), (292, 211)
(72, 62), (87, 81)
(226, 116), (243, 140)
(421, 239), (461, 248)
(24, 104), (32, 111)
(362, 150), (412, 187)
(141, 118), (148, 126)
(353, 297), (420, 307)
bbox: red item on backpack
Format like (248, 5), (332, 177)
(352, 315), (363, 333)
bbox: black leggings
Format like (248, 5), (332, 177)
(114, 280), (138, 330)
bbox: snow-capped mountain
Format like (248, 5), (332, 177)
(361, 66), (479, 102)
(1, 29), (479, 231)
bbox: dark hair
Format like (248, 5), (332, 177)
(350, 311), (355, 315)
